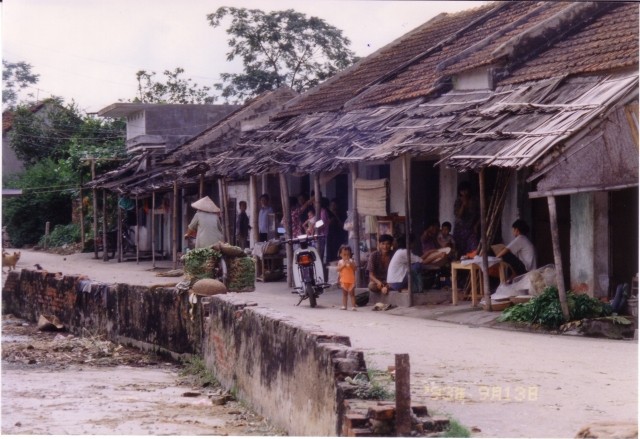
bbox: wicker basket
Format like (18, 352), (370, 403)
(489, 300), (512, 312)
(510, 295), (532, 304)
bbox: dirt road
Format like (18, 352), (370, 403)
(2, 249), (638, 437)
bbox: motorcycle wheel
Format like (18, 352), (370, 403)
(305, 284), (317, 308)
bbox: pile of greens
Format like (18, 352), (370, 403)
(181, 247), (222, 280)
(498, 286), (612, 329)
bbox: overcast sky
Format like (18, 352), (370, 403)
(2, 0), (484, 114)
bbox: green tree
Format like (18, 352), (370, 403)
(2, 60), (40, 109)
(9, 98), (84, 167)
(134, 67), (216, 104)
(3, 104), (126, 247)
(208, 7), (357, 103)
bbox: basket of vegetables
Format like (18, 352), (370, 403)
(181, 247), (223, 281)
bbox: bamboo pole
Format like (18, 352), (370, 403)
(479, 168), (491, 309)
(135, 194), (140, 264)
(350, 164), (362, 287)
(547, 195), (570, 320)
(279, 173), (293, 287)
(102, 190), (109, 262)
(117, 198), (123, 262)
(403, 154), (413, 303)
(220, 177), (231, 243)
(250, 175), (259, 245)
(152, 191), (156, 268)
(79, 174), (85, 250)
(91, 159), (98, 259)
(199, 174), (204, 198)
(313, 174), (322, 262)
(172, 181), (178, 270)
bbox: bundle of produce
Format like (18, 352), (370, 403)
(212, 242), (245, 257)
(181, 247), (223, 281)
(226, 256), (256, 292)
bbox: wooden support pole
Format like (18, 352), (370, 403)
(172, 181), (178, 270)
(102, 190), (109, 262)
(395, 353), (411, 436)
(479, 168), (491, 309)
(91, 159), (98, 259)
(220, 177), (231, 243)
(250, 175), (259, 245)
(403, 154), (413, 303)
(44, 222), (50, 250)
(151, 191), (156, 268)
(279, 173), (293, 287)
(117, 198), (123, 262)
(199, 174), (204, 198)
(135, 194), (140, 264)
(313, 173), (322, 262)
(547, 195), (570, 320)
(350, 164), (362, 287)
(79, 174), (85, 250)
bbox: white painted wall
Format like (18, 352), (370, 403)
(390, 158), (405, 215)
(501, 172), (519, 244)
(453, 67), (492, 90)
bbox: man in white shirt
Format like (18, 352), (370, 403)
(496, 219), (536, 276)
(387, 234), (448, 292)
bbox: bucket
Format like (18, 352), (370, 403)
(627, 297), (638, 318)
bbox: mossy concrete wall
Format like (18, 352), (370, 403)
(2, 269), (368, 435)
(202, 295), (366, 436)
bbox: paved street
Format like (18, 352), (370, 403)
(3, 249), (638, 437)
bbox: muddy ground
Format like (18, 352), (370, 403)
(1, 314), (284, 436)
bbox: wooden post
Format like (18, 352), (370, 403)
(102, 190), (109, 262)
(79, 174), (85, 250)
(91, 159), (98, 259)
(279, 173), (293, 287)
(479, 168), (491, 309)
(117, 199), (123, 262)
(135, 194), (140, 264)
(172, 181), (178, 270)
(220, 177), (231, 243)
(403, 154), (413, 303)
(547, 195), (570, 320)
(313, 173), (322, 263)
(250, 175), (259, 245)
(395, 353), (411, 436)
(151, 191), (156, 268)
(350, 164), (362, 287)
(199, 174), (204, 198)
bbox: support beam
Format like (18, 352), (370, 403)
(152, 191), (156, 268)
(102, 190), (109, 262)
(479, 168), (491, 309)
(350, 164), (362, 287)
(279, 173), (293, 287)
(91, 159), (98, 259)
(220, 177), (231, 243)
(403, 154), (413, 303)
(172, 181), (178, 270)
(135, 194), (140, 264)
(250, 175), (259, 244)
(547, 195), (570, 320)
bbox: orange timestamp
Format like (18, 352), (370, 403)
(423, 383), (539, 402)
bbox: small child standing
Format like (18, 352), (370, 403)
(437, 221), (455, 257)
(336, 244), (357, 311)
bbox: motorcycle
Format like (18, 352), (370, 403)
(279, 220), (330, 308)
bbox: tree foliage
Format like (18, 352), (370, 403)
(134, 68), (216, 104)
(208, 7), (357, 103)
(3, 100), (126, 247)
(9, 98), (83, 167)
(2, 60), (40, 109)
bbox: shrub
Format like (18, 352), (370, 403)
(38, 223), (81, 247)
(498, 286), (611, 329)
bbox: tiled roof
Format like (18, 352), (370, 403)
(276, 2), (495, 118)
(500, 2), (639, 85)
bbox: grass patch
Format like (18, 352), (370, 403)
(180, 355), (219, 388)
(346, 368), (395, 400)
(442, 418), (471, 437)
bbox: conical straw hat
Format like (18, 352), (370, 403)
(191, 196), (220, 213)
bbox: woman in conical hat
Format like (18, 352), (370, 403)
(185, 196), (223, 248)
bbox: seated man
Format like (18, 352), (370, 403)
(496, 219), (536, 277)
(420, 220), (451, 266)
(387, 234), (448, 292)
(367, 234), (395, 295)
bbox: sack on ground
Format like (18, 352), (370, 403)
(191, 278), (227, 296)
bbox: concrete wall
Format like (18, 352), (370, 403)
(2, 270), (368, 436)
(203, 296), (366, 436)
(570, 192), (596, 292)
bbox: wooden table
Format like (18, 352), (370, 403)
(451, 260), (507, 306)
